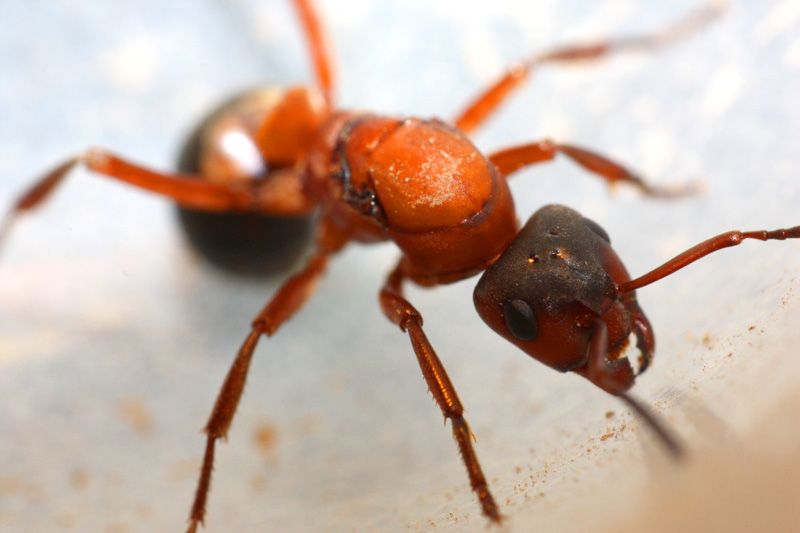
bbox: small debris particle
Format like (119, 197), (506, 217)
(70, 468), (90, 491)
(135, 504), (152, 520)
(250, 474), (268, 493)
(57, 511), (78, 529)
(702, 333), (713, 348)
(0, 476), (22, 496)
(115, 397), (154, 436)
(253, 423), (278, 455)
(169, 459), (201, 482)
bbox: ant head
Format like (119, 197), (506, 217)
(474, 205), (634, 372)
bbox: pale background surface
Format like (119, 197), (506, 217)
(1, 0), (799, 531)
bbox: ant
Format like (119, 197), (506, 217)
(2, 0), (798, 530)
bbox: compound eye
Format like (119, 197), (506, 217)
(581, 216), (610, 244)
(503, 299), (539, 340)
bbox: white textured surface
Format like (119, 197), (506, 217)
(1, 1), (799, 532)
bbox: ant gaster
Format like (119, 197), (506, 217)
(2, 0), (797, 530)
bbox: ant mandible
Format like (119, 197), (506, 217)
(2, 0), (797, 530)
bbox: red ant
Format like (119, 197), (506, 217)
(2, 0), (797, 530)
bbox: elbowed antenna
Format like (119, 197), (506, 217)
(618, 226), (800, 294)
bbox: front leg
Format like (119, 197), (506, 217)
(379, 261), (501, 523)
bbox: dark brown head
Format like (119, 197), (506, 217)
(474, 205), (645, 373)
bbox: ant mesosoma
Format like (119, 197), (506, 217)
(2, 0), (797, 530)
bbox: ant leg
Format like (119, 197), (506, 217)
(620, 225), (800, 294)
(454, 3), (723, 133)
(380, 261), (501, 522)
(0, 148), (313, 252)
(187, 222), (346, 533)
(489, 139), (695, 197)
(576, 320), (684, 457)
(291, 0), (336, 105)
